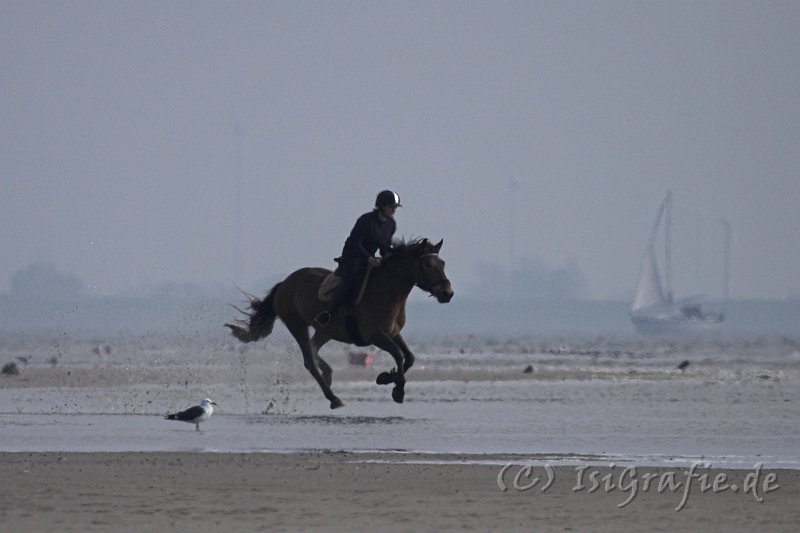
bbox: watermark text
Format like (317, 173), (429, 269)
(497, 462), (780, 510)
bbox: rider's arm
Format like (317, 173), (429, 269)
(379, 219), (397, 257)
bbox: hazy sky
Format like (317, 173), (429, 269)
(2, 1), (799, 300)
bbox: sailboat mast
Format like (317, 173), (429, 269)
(664, 191), (673, 303)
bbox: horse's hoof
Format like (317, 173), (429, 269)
(391, 386), (405, 404)
(376, 371), (395, 385)
(330, 398), (345, 409)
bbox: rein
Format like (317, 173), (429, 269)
(352, 263), (374, 306)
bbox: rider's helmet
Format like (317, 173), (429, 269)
(375, 190), (402, 209)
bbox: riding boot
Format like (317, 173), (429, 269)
(314, 284), (349, 327)
(313, 310), (332, 327)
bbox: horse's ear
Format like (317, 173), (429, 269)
(434, 239), (443, 252)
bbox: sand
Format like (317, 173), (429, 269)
(1, 452), (798, 532)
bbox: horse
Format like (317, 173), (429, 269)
(225, 238), (453, 409)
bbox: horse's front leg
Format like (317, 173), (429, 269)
(393, 333), (415, 372)
(371, 333), (406, 404)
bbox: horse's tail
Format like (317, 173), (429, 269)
(225, 283), (281, 343)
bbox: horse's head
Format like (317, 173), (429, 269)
(386, 238), (453, 303)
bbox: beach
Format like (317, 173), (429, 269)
(2, 451), (798, 532)
(0, 453), (800, 531)
(1, 332), (800, 531)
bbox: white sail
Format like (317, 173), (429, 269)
(632, 192), (670, 313)
(631, 243), (666, 312)
(630, 191), (725, 334)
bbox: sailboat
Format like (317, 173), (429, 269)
(630, 191), (728, 334)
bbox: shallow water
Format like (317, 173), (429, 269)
(1, 334), (799, 469)
(1, 380), (798, 469)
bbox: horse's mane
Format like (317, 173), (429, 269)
(386, 238), (434, 260)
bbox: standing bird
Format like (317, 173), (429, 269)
(165, 399), (218, 431)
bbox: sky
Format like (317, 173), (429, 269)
(2, 0), (799, 301)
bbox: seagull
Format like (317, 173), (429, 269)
(165, 399), (218, 431)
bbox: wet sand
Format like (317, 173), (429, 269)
(1, 452), (798, 532)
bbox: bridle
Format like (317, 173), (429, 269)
(416, 252), (451, 297)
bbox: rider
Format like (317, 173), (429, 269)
(314, 190), (401, 327)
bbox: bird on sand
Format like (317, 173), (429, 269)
(165, 399), (218, 431)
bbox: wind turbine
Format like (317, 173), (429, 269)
(495, 155), (526, 298)
(227, 107), (246, 284)
(720, 218), (731, 309)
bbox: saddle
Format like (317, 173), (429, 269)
(317, 262), (376, 305)
(317, 272), (342, 302)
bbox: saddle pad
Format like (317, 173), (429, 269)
(318, 272), (341, 302)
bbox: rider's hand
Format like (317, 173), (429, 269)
(367, 256), (382, 268)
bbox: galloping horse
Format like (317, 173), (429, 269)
(225, 238), (453, 409)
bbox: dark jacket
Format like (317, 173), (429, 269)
(340, 211), (396, 265)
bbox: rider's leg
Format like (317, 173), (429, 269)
(315, 264), (362, 327)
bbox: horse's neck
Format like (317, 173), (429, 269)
(370, 266), (414, 303)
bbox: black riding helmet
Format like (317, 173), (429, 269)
(375, 190), (402, 209)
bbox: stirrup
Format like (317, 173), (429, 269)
(314, 311), (331, 327)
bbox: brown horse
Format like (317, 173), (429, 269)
(225, 238), (453, 409)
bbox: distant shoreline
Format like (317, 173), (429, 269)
(2, 294), (799, 338)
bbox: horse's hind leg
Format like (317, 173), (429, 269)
(285, 320), (344, 409)
(311, 330), (333, 387)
